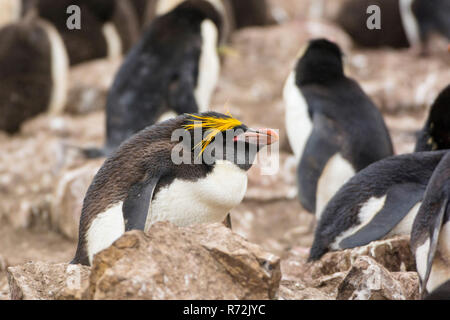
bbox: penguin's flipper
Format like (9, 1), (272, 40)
(297, 113), (341, 213)
(423, 197), (448, 290)
(339, 183), (425, 249)
(123, 175), (162, 231)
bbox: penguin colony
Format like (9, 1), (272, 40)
(0, 0), (449, 300)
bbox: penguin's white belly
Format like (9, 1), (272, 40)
(102, 22), (123, 60)
(194, 20), (220, 113)
(388, 201), (421, 236)
(86, 202), (125, 265)
(146, 160), (247, 229)
(283, 72), (313, 162)
(316, 153), (355, 220)
(427, 221), (450, 293)
(40, 19), (69, 114)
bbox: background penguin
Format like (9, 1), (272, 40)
(144, 0), (272, 42)
(283, 38), (393, 218)
(309, 150), (448, 261)
(144, 0), (233, 43)
(24, 0), (140, 65)
(0, 12), (68, 133)
(335, 0), (450, 50)
(84, 0), (223, 158)
(415, 85), (450, 152)
(410, 152), (450, 298)
(71, 112), (279, 265)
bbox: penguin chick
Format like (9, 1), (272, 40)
(283, 38), (393, 218)
(411, 152), (450, 297)
(25, 0), (140, 65)
(72, 112), (279, 265)
(85, 0), (223, 158)
(309, 150), (448, 262)
(0, 14), (68, 133)
(415, 85), (450, 152)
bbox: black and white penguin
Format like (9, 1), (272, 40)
(283, 38), (393, 218)
(24, 0), (140, 65)
(335, 0), (450, 50)
(85, 0), (223, 158)
(309, 150), (448, 261)
(410, 152), (450, 298)
(144, 0), (233, 43)
(71, 112), (279, 265)
(0, 12), (68, 133)
(415, 85), (450, 152)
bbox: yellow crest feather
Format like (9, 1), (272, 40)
(183, 113), (242, 155)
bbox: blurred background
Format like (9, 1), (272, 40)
(0, 0), (449, 300)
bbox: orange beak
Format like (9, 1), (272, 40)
(234, 128), (279, 146)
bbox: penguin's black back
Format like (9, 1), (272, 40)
(0, 18), (52, 133)
(105, 0), (221, 151)
(411, 152), (450, 241)
(296, 39), (393, 171)
(310, 151), (447, 261)
(300, 79), (393, 171)
(415, 85), (450, 152)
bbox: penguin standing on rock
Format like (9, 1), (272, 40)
(309, 150), (448, 261)
(411, 152), (450, 298)
(72, 112), (279, 266)
(415, 85), (450, 152)
(283, 39), (393, 218)
(84, 0), (223, 158)
(0, 12), (68, 133)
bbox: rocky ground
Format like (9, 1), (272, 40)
(1, 3), (449, 300)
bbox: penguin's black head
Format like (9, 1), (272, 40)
(172, 0), (223, 42)
(415, 85), (450, 151)
(295, 38), (344, 85)
(177, 112), (278, 171)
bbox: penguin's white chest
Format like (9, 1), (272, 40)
(283, 72), (313, 162)
(146, 160), (247, 229)
(194, 19), (220, 112)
